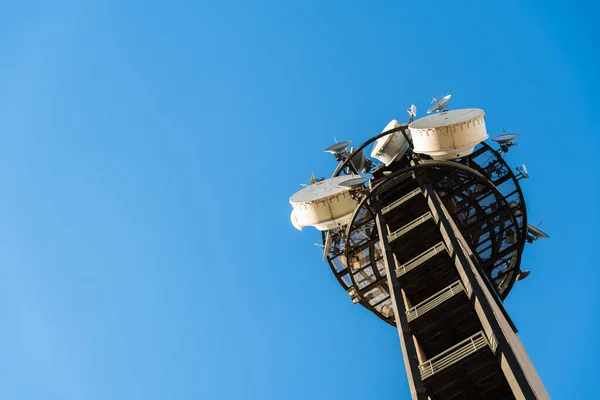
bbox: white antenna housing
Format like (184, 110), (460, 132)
(407, 104), (417, 120)
(409, 108), (488, 160)
(289, 175), (362, 231)
(370, 120), (410, 166)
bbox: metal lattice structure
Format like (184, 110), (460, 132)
(324, 139), (527, 327)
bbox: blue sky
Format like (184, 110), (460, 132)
(0, 1), (598, 399)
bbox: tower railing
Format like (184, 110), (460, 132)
(406, 280), (466, 322)
(395, 241), (447, 277)
(418, 331), (490, 380)
(388, 212), (433, 243)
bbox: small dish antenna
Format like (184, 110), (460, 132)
(324, 140), (352, 161)
(492, 133), (520, 144)
(516, 269), (531, 281)
(406, 104), (417, 122)
(427, 94), (451, 114)
(339, 177), (369, 188)
(492, 131), (520, 153)
(324, 140), (351, 154)
(516, 164), (529, 180)
(526, 224), (549, 242)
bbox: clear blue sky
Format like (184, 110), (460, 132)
(0, 1), (598, 399)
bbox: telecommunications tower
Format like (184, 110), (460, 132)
(289, 96), (550, 399)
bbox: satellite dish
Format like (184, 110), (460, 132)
(492, 133), (520, 144)
(406, 104), (417, 121)
(324, 141), (352, 154)
(339, 177), (369, 188)
(527, 224), (550, 239)
(427, 94), (451, 114)
(492, 133), (520, 153)
(516, 270), (531, 281)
